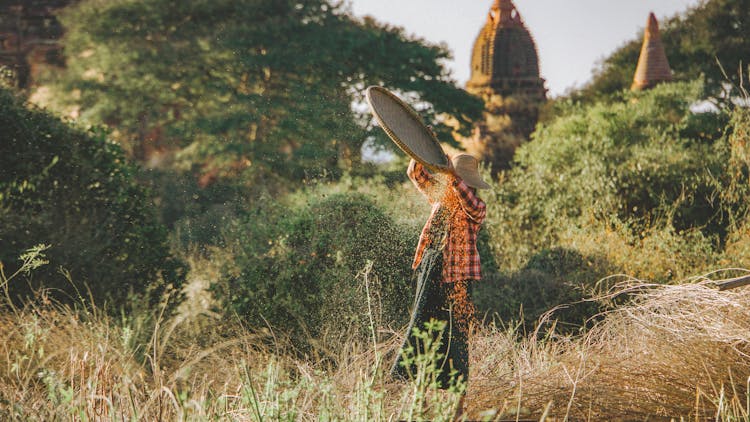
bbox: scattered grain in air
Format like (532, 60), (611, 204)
(427, 172), (478, 332)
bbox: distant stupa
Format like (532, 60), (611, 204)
(467, 0), (546, 99)
(632, 12), (673, 91)
(462, 0), (546, 172)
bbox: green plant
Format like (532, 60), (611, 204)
(216, 192), (416, 349)
(0, 88), (184, 309)
(482, 81), (733, 276)
(396, 319), (466, 421)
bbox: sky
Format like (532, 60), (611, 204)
(348, 0), (701, 97)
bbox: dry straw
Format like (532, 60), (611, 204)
(469, 272), (750, 420)
(4, 246), (750, 420)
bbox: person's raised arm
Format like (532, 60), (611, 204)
(407, 159), (434, 196)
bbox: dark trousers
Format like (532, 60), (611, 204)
(391, 247), (471, 389)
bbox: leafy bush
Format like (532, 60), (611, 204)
(216, 193), (416, 345)
(475, 248), (609, 331)
(472, 82), (750, 329)
(141, 168), (273, 251)
(521, 82), (724, 230)
(484, 82), (731, 272)
(0, 88), (184, 308)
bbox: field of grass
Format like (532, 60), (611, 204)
(5, 0), (750, 418)
(3, 248), (750, 421)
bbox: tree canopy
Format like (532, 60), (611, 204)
(47, 0), (482, 183)
(574, 0), (750, 106)
(0, 88), (183, 307)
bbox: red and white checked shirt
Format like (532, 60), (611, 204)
(408, 160), (486, 283)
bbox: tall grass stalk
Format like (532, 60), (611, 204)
(0, 249), (467, 420)
(4, 246), (750, 419)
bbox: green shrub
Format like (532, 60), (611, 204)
(141, 168), (262, 251)
(484, 81), (731, 271)
(475, 248), (609, 331)
(473, 81), (747, 329)
(515, 81), (725, 233)
(0, 88), (184, 308)
(217, 192), (416, 346)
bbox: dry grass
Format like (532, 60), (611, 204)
(0, 296), (469, 421)
(3, 249), (750, 420)
(0, 249), (464, 421)
(470, 272), (750, 421)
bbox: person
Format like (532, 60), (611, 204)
(391, 153), (489, 414)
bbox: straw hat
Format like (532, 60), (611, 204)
(452, 154), (491, 190)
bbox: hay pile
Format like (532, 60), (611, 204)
(469, 274), (750, 420)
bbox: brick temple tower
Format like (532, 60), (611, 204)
(463, 0), (546, 172)
(0, 1), (73, 89)
(631, 12), (673, 91)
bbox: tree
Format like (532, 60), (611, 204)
(45, 0), (483, 183)
(0, 88), (184, 308)
(574, 0), (750, 106)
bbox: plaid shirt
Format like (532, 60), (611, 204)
(408, 160), (486, 283)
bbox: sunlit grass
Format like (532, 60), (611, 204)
(0, 246), (465, 421)
(3, 246), (750, 420)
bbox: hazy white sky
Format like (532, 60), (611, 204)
(348, 0), (701, 97)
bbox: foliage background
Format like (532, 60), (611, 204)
(2, 0), (750, 402)
(3, 0), (750, 419)
(0, 89), (184, 307)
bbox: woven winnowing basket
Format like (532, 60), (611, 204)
(366, 86), (449, 172)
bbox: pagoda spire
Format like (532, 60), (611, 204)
(465, 0), (546, 172)
(493, 0), (512, 12)
(490, 0), (521, 26)
(632, 12), (673, 91)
